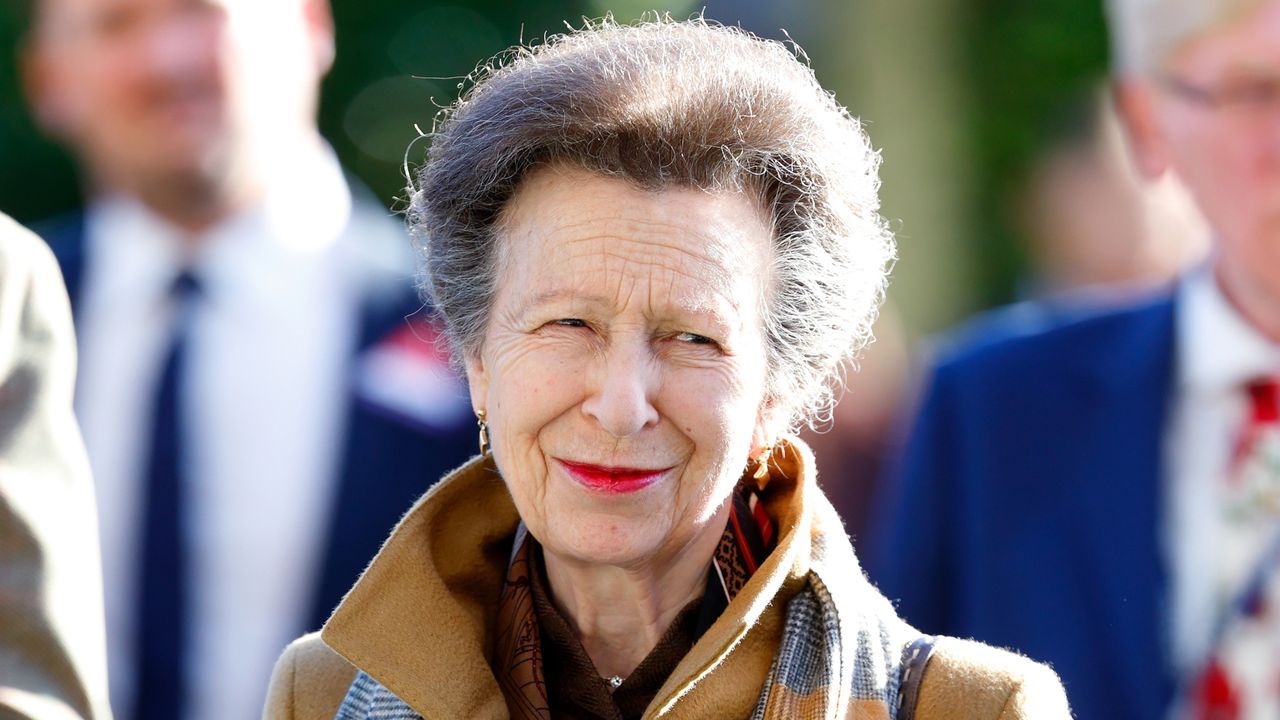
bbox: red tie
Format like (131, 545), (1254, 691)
(1229, 379), (1280, 474)
(1249, 379), (1280, 424)
(1193, 376), (1280, 720)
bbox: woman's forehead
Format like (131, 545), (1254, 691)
(495, 167), (772, 318)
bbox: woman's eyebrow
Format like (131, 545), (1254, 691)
(520, 287), (737, 333)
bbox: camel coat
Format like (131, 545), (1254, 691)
(264, 441), (1071, 720)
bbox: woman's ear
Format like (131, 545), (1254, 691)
(750, 398), (783, 456)
(1113, 79), (1172, 180)
(465, 351), (489, 417)
(21, 36), (68, 139)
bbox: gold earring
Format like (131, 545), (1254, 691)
(752, 444), (773, 489)
(477, 410), (490, 455)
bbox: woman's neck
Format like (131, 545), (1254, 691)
(541, 500), (731, 679)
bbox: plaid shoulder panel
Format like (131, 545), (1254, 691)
(335, 672), (422, 720)
(749, 575), (900, 720)
(749, 585), (833, 720)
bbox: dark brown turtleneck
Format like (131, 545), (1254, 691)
(528, 547), (702, 720)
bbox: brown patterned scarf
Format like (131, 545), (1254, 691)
(491, 485), (776, 720)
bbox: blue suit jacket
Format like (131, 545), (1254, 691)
(37, 203), (477, 633)
(868, 293), (1179, 720)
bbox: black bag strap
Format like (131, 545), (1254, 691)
(896, 635), (939, 720)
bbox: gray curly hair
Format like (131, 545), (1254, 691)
(409, 16), (895, 430)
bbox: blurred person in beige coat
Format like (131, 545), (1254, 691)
(0, 212), (110, 720)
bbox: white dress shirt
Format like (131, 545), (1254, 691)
(1165, 265), (1280, 689)
(76, 148), (406, 720)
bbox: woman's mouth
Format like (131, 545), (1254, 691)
(556, 459), (671, 494)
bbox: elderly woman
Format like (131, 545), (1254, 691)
(265, 18), (1070, 720)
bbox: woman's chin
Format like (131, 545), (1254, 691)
(540, 515), (673, 570)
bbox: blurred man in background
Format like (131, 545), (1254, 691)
(19, 0), (474, 718)
(1014, 86), (1207, 299)
(0, 212), (110, 720)
(871, 1), (1280, 718)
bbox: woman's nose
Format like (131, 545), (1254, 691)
(581, 341), (660, 438)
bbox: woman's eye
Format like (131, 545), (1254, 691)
(553, 318), (587, 328)
(674, 332), (713, 345)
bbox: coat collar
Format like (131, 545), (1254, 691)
(321, 438), (821, 718)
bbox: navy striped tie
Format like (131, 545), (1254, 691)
(133, 270), (200, 720)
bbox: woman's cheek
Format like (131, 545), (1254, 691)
(669, 366), (749, 421)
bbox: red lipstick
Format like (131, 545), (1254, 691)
(556, 459), (670, 494)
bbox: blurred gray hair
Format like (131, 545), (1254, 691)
(1105, 0), (1268, 74)
(409, 16), (895, 430)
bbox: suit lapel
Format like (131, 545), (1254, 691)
(307, 289), (416, 628)
(1065, 296), (1177, 717)
(305, 197), (474, 630)
(36, 213), (88, 323)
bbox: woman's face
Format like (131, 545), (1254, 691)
(467, 165), (777, 571)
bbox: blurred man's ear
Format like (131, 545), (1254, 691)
(1113, 79), (1171, 180)
(303, 0), (335, 76)
(19, 37), (66, 139)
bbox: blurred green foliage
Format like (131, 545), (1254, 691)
(0, 3), (80, 224)
(323, 0), (596, 207)
(959, 0), (1110, 306)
